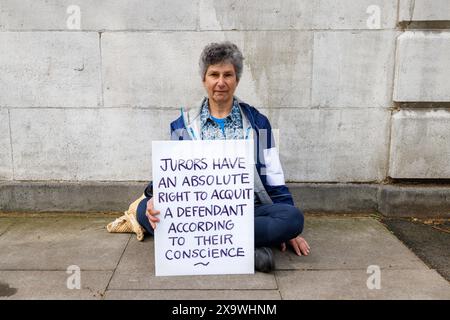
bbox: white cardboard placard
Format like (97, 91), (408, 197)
(152, 139), (254, 276)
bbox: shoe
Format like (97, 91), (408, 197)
(255, 247), (275, 273)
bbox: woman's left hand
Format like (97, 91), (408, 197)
(281, 236), (311, 256)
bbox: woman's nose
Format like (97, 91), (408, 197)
(217, 76), (226, 86)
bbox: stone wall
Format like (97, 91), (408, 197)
(1, 1), (449, 215)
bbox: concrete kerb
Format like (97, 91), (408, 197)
(0, 181), (147, 213)
(1, 181), (450, 218)
(289, 183), (379, 214)
(378, 184), (450, 217)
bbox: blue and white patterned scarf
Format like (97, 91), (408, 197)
(200, 98), (244, 140)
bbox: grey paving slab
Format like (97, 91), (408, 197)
(108, 238), (277, 290)
(274, 217), (425, 270)
(104, 289), (281, 300)
(0, 218), (15, 236)
(276, 269), (450, 300)
(0, 216), (130, 270)
(0, 271), (112, 300)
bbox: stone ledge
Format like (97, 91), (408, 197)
(289, 183), (379, 214)
(0, 181), (147, 213)
(399, 0), (450, 23)
(378, 184), (450, 218)
(0, 181), (449, 218)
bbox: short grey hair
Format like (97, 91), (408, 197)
(199, 41), (244, 81)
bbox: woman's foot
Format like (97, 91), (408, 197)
(255, 247), (275, 273)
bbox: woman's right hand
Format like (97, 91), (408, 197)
(145, 197), (160, 230)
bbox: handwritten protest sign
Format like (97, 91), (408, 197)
(152, 140), (254, 276)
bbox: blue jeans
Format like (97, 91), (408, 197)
(136, 198), (304, 247)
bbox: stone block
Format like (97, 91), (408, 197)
(199, 0), (313, 30)
(389, 109), (450, 178)
(394, 31), (450, 102)
(102, 31), (312, 109)
(0, 0), (198, 31)
(0, 109), (12, 179)
(399, 0), (450, 22)
(312, 31), (398, 108)
(9, 108), (178, 180)
(200, 0), (397, 30)
(0, 32), (101, 108)
(312, 0), (397, 29)
(264, 108), (390, 182)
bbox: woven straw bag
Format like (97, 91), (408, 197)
(107, 194), (146, 241)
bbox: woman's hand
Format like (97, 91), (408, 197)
(145, 197), (160, 230)
(281, 236), (310, 256)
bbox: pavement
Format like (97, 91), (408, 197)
(0, 213), (449, 300)
(381, 217), (450, 281)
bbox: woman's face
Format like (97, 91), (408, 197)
(203, 62), (238, 106)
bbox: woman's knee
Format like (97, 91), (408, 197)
(136, 198), (147, 219)
(285, 205), (304, 237)
(136, 197), (153, 235)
